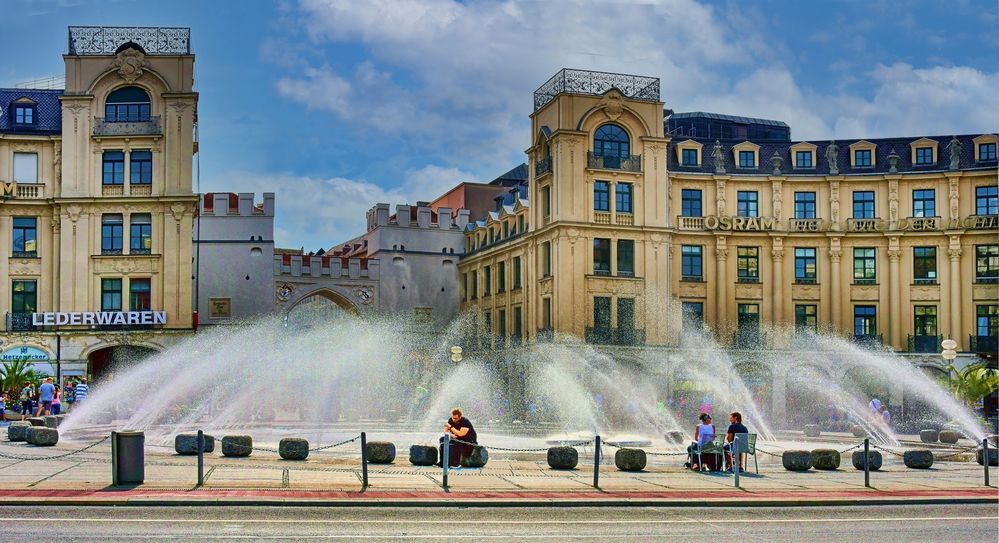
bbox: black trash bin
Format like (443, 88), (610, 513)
(112, 430), (145, 485)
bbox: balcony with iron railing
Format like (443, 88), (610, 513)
(5, 312), (36, 331)
(970, 334), (998, 355)
(907, 334), (942, 353)
(587, 151), (641, 172)
(68, 26), (191, 55)
(93, 116), (162, 137)
(533, 68), (660, 111)
(535, 156), (552, 176)
(585, 327), (645, 346)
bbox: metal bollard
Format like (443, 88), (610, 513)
(593, 435), (601, 489)
(442, 434), (450, 490)
(733, 434), (740, 488)
(196, 430), (204, 487)
(985, 438), (991, 487)
(863, 438), (870, 488)
(360, 432), (369, 490)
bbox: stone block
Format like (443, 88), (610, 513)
(614, 448), (647, 471)
(977, 447), (998, 467)
(782, 450), (813, 471)
(25, 427), (58, 446)
(221, 435), (253, 457)
(174, 433), (215, 455)
(811, 448), (841, 470)
(547, 446), (579, 470)
(851, 450), (882, 471)
(665, 431), (686, 444)
(938, 430), (960, 444)
(460, 445), (488, 468)
(903, 449), (934, 469)
(7, 421), (31, 442)
(409, 445), (438, 466)
(850, 425), (868, 438)
(27, 417), (46, 427)
(44, 416), (59, 429)
(803, 424), (821, 438)
(919, 429), (939, 443)
(366, 441), (396, 464)
(279, 438), (309, 460)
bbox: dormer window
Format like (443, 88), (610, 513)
(795, 151), (812, 168)
(854, 149), (872, 167)
(14, 105), (35, 125)
(915, 147), (933, 165)
(682, 148), (698, 166)
(980, 142), (997, 161)
(738, 151), (755, 168)
(105, 86), (151, 122)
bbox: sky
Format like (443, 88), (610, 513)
(2, 0), (997, 249)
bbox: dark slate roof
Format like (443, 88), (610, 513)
(489, 163), (528, 186)
(668, 134), (997, 176)
(0, 88), (63, 135)
(670, 111), (789, 128)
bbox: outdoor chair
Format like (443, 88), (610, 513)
(694, 434), (726, 472)
(726, 433), (759, 474)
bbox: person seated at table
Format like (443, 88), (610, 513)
(685, 413), (715, 471)
(437, 407), (477, 467)
(724, 411), (750, 473)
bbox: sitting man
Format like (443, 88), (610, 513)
(438, 407), (477, 467)
(724, 411), (749, 473)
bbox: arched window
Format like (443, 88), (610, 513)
(593, 124), (630, 168)
(105, 86), (151, 122)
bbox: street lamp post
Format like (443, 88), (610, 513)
(450, 345), (463, 364)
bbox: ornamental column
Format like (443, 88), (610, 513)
(829, 247), (842, 334)
(715, 241), (729, 337)
(949, 246), (962, 348)
(772, 240), (785, 326)
(888, 247), (902, 349)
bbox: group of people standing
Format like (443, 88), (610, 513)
(6, 378), (89, 421)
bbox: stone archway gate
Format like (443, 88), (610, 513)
(274, 254), (381, 316)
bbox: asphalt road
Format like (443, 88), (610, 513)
(0, 504), (995, 542)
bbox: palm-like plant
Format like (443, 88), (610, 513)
(946, 362), (999, 408)
(0, 357), (49, 399)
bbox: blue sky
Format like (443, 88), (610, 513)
(2, 0), (997, 249)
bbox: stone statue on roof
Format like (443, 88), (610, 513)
(825, 140), (839, 175)
(712, 140), (726, 174)
(946, 136), (962, 170)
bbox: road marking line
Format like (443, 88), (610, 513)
(0, 516), (992, 525)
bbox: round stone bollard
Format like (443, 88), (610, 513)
(978, 447), (999, 467)
(903, 449), (934, 469)
(174, 433), (216, 455)
(366, 441), (396, 464)
(850, 425), (868, 438)
(25, 427), (59, 446)
(409, 445), (438, 466)
(665, 431), (686, 445)
(919, 429), (939, 443)
(221, 435), (253, 457)
(938, 430), (960, 444)
(782, 450), (813, 471)
(803, 424), (821, 438)
(851, 450), (882, 471)
(279, 438), (310, 460)
(7, 421), (31, 442)
(460, 446), (489, 468)
(44, 416), (59, 429)
(614, 448), (647, 472)
(547, 446), (579, 470)
(27, 417), (46, 427)
(811, 449), (841, 470)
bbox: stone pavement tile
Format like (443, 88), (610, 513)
(205, 466), (283, 487)
(586, 476), (676, 492)
(422, 473), (520, 491)
(504, 475), (595, 490)
(365, 474), (445, 491)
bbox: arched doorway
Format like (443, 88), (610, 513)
(87, 345), (159, 384)
(284, 288), (360, 328)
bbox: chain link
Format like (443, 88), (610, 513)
(446, 437), (592, 452)
(0, 435), (109, 461)
(311, 435), (360, 451)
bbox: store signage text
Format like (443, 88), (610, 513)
(703, 215), (778, 231)
(32, 311), (167, 326)
(0, 181), (17, 198)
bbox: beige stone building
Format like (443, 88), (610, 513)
(459, 69), (998, 366)
(0, 27), (198, 380)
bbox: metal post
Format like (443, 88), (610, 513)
(733, 434), (740, 488)
(196, 430), (204, 487)
(111, 431), (119, 487)
(593, 435), (601, 489)
(442, 434), (450, 490)
(985, 438), (991, 487)
(864, 438), (870, 488)
(360, 432), (368, 489)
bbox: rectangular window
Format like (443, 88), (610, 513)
(513, 256), (522, 288)
(737, 303), (760, 332)
(737, 246), (759, 282)
(497, 261), (506, 292)
(101, 214), (124, 255)
(681, 245), (703, 281)
(854, 305), (877, 336)
(794, 248), (817, 283)
(543, 298), (552, 329)
(681, 148), (698, 166)
(105, 101), (150, 122)
(853, 248), (877, 284)
(130, 214), (152, 254)
(593, 181), (610, 212)
(12, 152), (38, 183)
(14, 105), (34, 125)
(502, 222), (509, 240)
(483, 311), (492, 339)
(977, 186), (998, 215)
(617, 239), (635, 277)
(737, 191), (758, 217)
(794, 192), (816, 219)
(593, 238), (611, 275)
(795, 304), (817, 333)
(853, 191), (875, 219)
(542, 241), (552, 277)
(681, 302), (703, 331)
(541, 186), (551, 218)
(976, 245), (999, 283)
(130, 150), (152, 184)
(980, 142), (997, 161)
(102, 151), (125, 185)
(615, 183), (633, 213)
(12, 217), (37, 256)
(593, 296), (611, 328)
(681, 189), (703, 217)
(462, 273), (468, 301)
(914, 305), (937, 336)
(484, 266), (491, 296)
(470, 270), (477, 299)
(977, 305), (998, 336)
(912, 189), (936, 217)
(498, 309), (507, 339)
(617, 298), (635, 330)
(518, 215), (525, 233)
(795, 151), (813, 168)
(512, 306), (523, 343)
(738, 150), (755, 168)
(913, 247), (937, 284)
(101, 278), (122, 312)
(855, 149), (872, 167)
(915, 147), (934, 165)
(129, 278), (152, 311)
(11, 280), (37, 313)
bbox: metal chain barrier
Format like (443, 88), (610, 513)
(448, 436), (592, 452)
(871, 443), (905, 457)
(310, 434), (360, 452)
(0, 435), (110, 461)
(838, 444), (862, 454)
(933, 444), (981, 461)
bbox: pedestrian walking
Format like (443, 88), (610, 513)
(19, 382), (33, 421)
(63, 381), (75, 412)
(74, 379), (89, 404)
(51, 385), (61, 415)
(36, 378), (55, 417)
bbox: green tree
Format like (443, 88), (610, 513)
(0, 357), (49, 399)
(946, 362), (999, 408)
